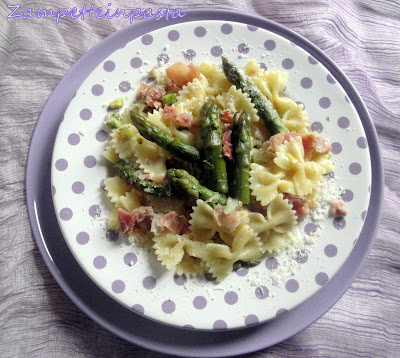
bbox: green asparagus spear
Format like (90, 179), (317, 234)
(130, 111), (200, 162)
(232, 111), (252, 204)
(166, 169), (227, 208)
(200, 98), (229, 194)
(114, 160), (171, 197)
(221, 57), (288, 135)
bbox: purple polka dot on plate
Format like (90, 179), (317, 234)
(51, 185), (56, 196)
(224, 291), (238, 305)
(72, 181), (85, 194)
(341, 189), (354, 202)
(119, 81), (131, 93)
(308, 56), (318, 64)
(143, 276), (156, 290)
(324, 244), (338, 257)
(194, 26), (206, 37)
(168, 30), (179, 41)
(84, 155), (96, 168)
(333, 216), (346, 230)
(141, 34), (153, 45)
(282, 58), (294, 70)
(213, 320), (227, 330)
(276, 308), (288, 316)
(68, 133), (80, 145)
(55, 158), (68, 171)
(130, 57), (142, 69)
(162, 300), (175, 314)
(80, 108), (92, 121)
(93, 256), (107, 269)
(264, 40), (276, 51)
(295, 252), (308, 264)
(96, 130), (108, 142)
(211, 46), (223, 57)
(100, 179), (106, 191)
(245, 314), (259, 326)
(259, 63), (267, 71)
(157, 53), (169, 64)
(327, 74), (336, 84)
(106, 229), (119, 242)
(60, 208), (73, 221)
(238, 43), (250, 54)
(173, 274), (187, 286)
(265, 257), (279, 270)
(311, 121), (323, 133)
(221, 23), (232, 34)
(131, 304), (144, 315)
(319, 97), (331, 109)
(331, 142), (342, 154)
(193, 296), (207, 310)
(349, 162), (362, 175)
(183, 324), (194, 329)
(345, 95), (350, 103)
(296, 101), (305, 109)
(305, 223), (317, 234)
(76, 231), (89, 245)
(89, 205), (101, 218)
(285, 279), (299, 293)
(204, 273), (216, 282)
(236, 268), (248, 277)
(247, 25), (258, 32)
(124, 252), (137, 266)
(183, 49), (196, 61)
(301, 77), (313, 89)
(338, 116), (350, 129)
(112, 280), (125, 293)
(357, 137), (368, 149)
(146, 76), (156, 84)
(91, 84), (104, 96)
(361, 211), (367, 221)
(103, 60), (115, 72)
(315, 272), (329, 286)
(255, 285), (269, 299)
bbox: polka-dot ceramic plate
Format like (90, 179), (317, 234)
(51, 19), (371, 331)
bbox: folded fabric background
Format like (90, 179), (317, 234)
(0, 1), (399, 357)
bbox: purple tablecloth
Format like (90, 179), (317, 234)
(1, 1), (399, 357)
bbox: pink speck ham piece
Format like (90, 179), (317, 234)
(220, 110), (233, 160)
(330, 201), (348, 216)
(176, 113), (193, 129)
(158, 211), (189, 235)
(138, 83), (166, 108)
(117, 207), (154, 235)
(283, 193), (310, 218)
(162, 105), (178, 120)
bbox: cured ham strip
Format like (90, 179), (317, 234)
(158, 211), (189, 235)
(283, 193), (310, 218)
(117, 207), (154, 235)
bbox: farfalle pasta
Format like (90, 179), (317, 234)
(102, 58), (335, 281)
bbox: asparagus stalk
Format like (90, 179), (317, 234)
(166, 169), (227, 208)
(200, 98), (229, 194)
(114, 160), (171, 197)
(221, 57), (288, 135)
(231, 111), (252, 204)
(130, 111), (200, 162)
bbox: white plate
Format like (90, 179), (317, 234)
(51, 20), (371, 330)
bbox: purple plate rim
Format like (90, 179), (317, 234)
(26, 8), (384, 358)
